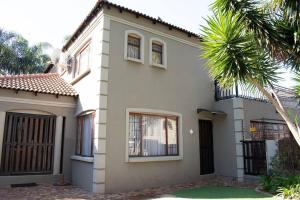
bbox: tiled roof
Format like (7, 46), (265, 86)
(62, 0), (200, 52)
(0, 73), (78, 97)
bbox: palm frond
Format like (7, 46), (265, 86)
(201, 10), (279, 88)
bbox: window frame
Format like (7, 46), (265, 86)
(124, 30), (144, 64)
(149, 38), (167, 69)
(73, 41), (91, 78)
(125, 108), (183, 162)
(75, 111), (95, 158)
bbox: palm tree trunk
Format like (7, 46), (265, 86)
(250, 79), (300, 146)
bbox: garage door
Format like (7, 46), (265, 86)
(0, 112), (56, 175)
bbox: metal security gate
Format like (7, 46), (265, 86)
(243, 141), (267, 175)
(199, 120), (214, 175)
(0, 112), (56, 175)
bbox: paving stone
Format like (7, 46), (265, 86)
(0, 176), (257, 200)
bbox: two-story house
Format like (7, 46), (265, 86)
(0, 0), (298, 194)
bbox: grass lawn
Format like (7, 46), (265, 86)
(170, 186), (275, 199)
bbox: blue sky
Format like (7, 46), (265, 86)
(0, 0), (295, 86)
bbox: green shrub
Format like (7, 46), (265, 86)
(277, 184), (300, 200)
(271, 138), (300, 176)
(260, 175), (300, 194)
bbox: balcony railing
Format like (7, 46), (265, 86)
(215, 81), (299, 108)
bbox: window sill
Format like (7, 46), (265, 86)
(70, 68), (91, 85)
(125, 57), (144, 64)
(71, 155), (94, 163)
(127, 155), (183, 163)
(151, 63), (167, 70)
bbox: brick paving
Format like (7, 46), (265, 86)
(0, 176), (257, 200)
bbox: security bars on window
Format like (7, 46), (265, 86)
(152, 43), (163, 65)
(128, 113), (179, 157)
(127, 36), (141, 59)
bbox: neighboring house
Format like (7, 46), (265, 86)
(0, 0), (298, 194)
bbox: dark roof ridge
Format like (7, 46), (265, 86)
(62, 0), (200, 52)
(0, 73), (58, 79)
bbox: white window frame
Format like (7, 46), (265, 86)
(124, 30), (144, 64)
(125, 108), (183, 163)
(149, 38), (167, 69)
(73, 41), (91, 79)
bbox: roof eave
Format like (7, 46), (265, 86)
(62, 0), (201, 52)
(0, 87), (78, 97)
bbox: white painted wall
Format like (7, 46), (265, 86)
(266, 140), (278, 171)
(53, 116), (63, 175)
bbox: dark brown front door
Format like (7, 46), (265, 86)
(0, 112), (56, 175)
(199, 120), (214, 175)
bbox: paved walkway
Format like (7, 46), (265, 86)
(0, 177), (256, 200)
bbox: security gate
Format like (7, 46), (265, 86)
(0, 112), (56, 175)
(243, 141), (267, 175)
(199, 120), (214, 175)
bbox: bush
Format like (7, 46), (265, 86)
(260, 175), (300, 194)
(277, 184), (300, 200)
(271, 138), (300, 176)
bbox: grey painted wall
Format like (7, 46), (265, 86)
(104, 17), (214, 192)
(243, 99), (283, 130)
(213, 99), (237, 177)
(71, 160), (94, 191)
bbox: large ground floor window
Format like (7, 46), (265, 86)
(128, 112), (179, 157)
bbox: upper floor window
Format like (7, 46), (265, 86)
(152, 42), (163, 64)
(124, 30), (144, 63)
(150, 38), (167, 69)
(76, 111), (95, 157)
(74, 43), (90, 78)
(128, 36), (141, 59)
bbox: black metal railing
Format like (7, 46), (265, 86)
(215, 81), (298, 105)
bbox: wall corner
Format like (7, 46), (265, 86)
(232, 98), (245, 182)
(93, 15), (111, 193)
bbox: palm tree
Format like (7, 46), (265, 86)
(201, 0), (300, 146)
(0, 29), (51, 75)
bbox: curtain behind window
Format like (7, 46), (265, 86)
(142, 115), (166, 156)
(128, 113), (178, 157)
(127, 36), (140, 59)
(152, 43), (163, 64)
(81, 114), (93, 156)
(167, 117), (178, 155)
(76, 113), (94, 157)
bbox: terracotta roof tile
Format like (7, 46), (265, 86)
(0, 73), (78, 97)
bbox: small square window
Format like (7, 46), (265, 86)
(124, 31), (144, 63)
(127, 35), (141, 59)
(152, 43), (163, 65)
(150, 38), (167, 68)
